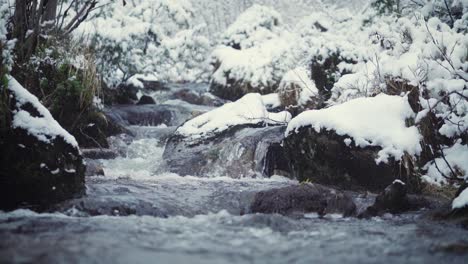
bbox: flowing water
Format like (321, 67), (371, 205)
(1, 86), (468, 264)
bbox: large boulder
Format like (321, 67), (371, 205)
(163, 93), (291, 178)
(250, 183), (356, 217)
(164, 125), (290, 178)
(284, 94), (422, 192)
(0, 77), (85, 210)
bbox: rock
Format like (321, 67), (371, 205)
(283, 128), (419, 192)
(104, 104), (194, 127)
(0, 77), (85, 210)
(250, 183), (356, 217)
(137, 95), (156, 105)
(163, 125), (290, 178)
(210, 78), (277, 102)
(81, 148), (118, 160)
(102, 82), (139, 105)
(359, 180), (410, 217)
(358, 180), (439, 218)
(172, 89), (226, 107)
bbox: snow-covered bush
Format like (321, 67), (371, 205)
(210, 5), (298, 100)
(294, 10), (369, 99)
(219, 4), (283, 50)
(277, 67), (319, 113)
(317, 7), (467, 186)
(78, 0), (210, 86)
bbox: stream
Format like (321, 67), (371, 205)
(1, 84), (467, 264)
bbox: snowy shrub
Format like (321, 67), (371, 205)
(219, 4), (283, 50)
(277, 67), (319, 114)
(78, 0), (210, 86)
(322, 10), (468, 186)
(210, 5), (298, 100)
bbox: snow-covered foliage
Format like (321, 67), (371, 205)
(423, 141), (468, 185)
(286, 94), (422, 164)
(277, 67), (319, 108)
(177, 93), (291, 141)
(7, 76), (79, 148)
(77, 0), (210, 86)
(0, 2), (15, 72)
(219, 4), (283, 49)
(211, 5), (297, 93)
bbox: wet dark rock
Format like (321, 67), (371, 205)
(250, 183), (356, 217)
(103, 82), (139, 105)
(137, 95), (156, 105)
(163, 125), (290, 178)
(138, 79), (168, 91)
(358, 181), (439, 218)
(210, 79), (277, 101)
(82, 149), (118, 160)
(171, 89), (227, 107)
(104, 104), (194, 127)
(359, 181), (410, 217)
(283, 128), (420, 192)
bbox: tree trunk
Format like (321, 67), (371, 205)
(43, 0), (58, 23)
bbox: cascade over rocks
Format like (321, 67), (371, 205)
(163, 125), (290, 178)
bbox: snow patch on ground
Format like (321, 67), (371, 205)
(286, 94), (421, 163)
(7, 76), (79, 148)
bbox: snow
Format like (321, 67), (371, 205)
(278, 67), (319, 107)
(453, 188), (468, 210)
(220, 4), (283, 50)
(393, 179), (406, 185)
(7, 76), (79, 148)
(262, 93), (281, 109)
(76, 0), (209, 86)
(286, 94), (422, 164)
(422, 141), (468, 185)
(211, 36), (296, 90)
(211, 4), (297, 92)
(177, 93), (291, 140)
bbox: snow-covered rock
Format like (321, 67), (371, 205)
(283, 94), (422, 191)
(286, 94), (422, 163)
(163, 93), (292, 178)
(176, 93), (291, 142)
(0, 77), (85, 210)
